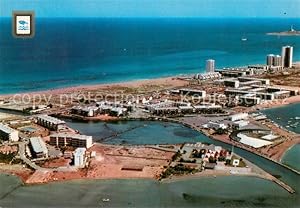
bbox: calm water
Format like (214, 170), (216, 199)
(64, 119), (210, 145)
(262, 103), (300, 172)
(263, 103), (300, 170)
(1, 18), (300, 94)
(282, 144), (300, 172)
(1, 121), (299, 207)
(263, 102), (300, 134)
(0, 174), (297, 208)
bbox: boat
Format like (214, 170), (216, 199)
(241, 38), (247, 41)
(295, 117), (300, 120)
(102, 198), (110, 202)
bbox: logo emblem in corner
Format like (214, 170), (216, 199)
(13, 11), (35, 38)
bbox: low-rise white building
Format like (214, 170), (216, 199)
(50, 133), (93, 149)
(232, 120), (249, 129)
(205, 121), (227, 130)
(229, 113), (249, 122)
(195, 72), (222, 80)
(0, 123), (19, 142)
(29, 137), (48, 158)
(179, 89), (206, 98)
(74, 148), (86, 168)
(36, 115), (66, 130)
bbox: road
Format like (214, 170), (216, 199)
(17, 142), (45, 171)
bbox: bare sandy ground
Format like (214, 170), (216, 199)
(0, 112), (19, 120)
(0, 76), (188, 99)
(21, 144), (174, 184)
(0, 164), (33, 183)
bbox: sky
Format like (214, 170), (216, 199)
(1, 0), (300, 18)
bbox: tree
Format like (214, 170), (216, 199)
(218, 156), (226, 161)
(215, 128), (227, 135)
(209, 156), (216, 163)
(225, 159), (231, 165)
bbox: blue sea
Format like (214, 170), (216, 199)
(0, 18), (300, 94)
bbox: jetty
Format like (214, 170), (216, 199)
(267, 26), (300, 36)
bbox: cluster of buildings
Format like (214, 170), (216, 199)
(147, 100), (222, 116)
(222, 77), (298, 106)
(218, 65), (269, 78)
(0, 113), (94, 169)
(22, 114), (94, 168)
(28, 133), (90, 167)
(266, 46), (293, 71)
(193, 46), (294, 82)
(203, 113), (250, 131)
(194, 59), (222, 81)
(71, 101), (130, 117)
(179, 142), (230, 170)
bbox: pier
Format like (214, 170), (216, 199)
(272, 177), (295, 194)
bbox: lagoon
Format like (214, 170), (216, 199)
(1, 120), (300, 207)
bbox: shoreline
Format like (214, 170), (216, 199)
(1, 61), (300, 98)
(1, 151), (295, 194)
(0, 170), (274, 185)
(280, 143), (299, 163)
(0, 75), (185, 98)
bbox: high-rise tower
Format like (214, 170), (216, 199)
(281, 46), (293, 68)
(206, 59), (215, 73)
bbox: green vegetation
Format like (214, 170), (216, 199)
(226, 156), (247, 167)
(208, 156), (217, 163)
(22, 107), (32, 114)
(218, 156), (226, 162)
(160, 164), (198, 179)
(171, 150), (182, 161)
(0, 152), (16, 164)
(225, 159), (231, 165)
(11, 158), (23, 164)
(179, 158), (196, 163)
(214, 128), (228, 135)
(191, 149), (206, 158)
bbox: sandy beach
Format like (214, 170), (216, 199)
(0, 76), (188, 99)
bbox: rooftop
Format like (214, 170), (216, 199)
(179, 88), (206, 93)
(50, 133), (92, 140)
(36, 115), (66, 125)
(30, 137), (48, 154)
(0, 123), (18, 134)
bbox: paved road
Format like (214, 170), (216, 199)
(17, 142), (45, 170)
